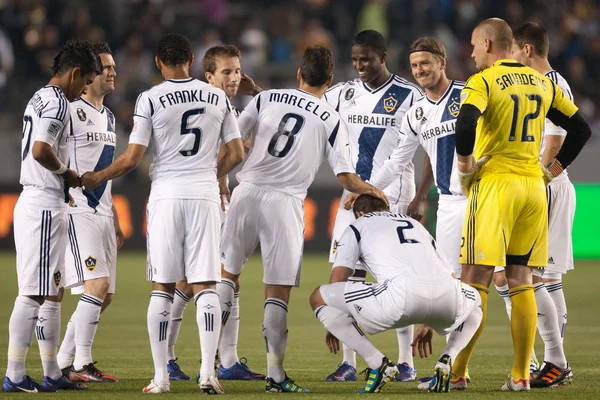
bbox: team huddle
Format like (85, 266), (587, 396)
(4, 16), (591, 395)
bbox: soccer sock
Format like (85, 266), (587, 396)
(57, 317), (75, 369)
(534, 283), (567, 369)
(495, 284), (512, 320)
(36, 300), (62, 380)
(73, 294), (103, 370)
(263, 298), (288, 383)
(444, 297), (483, 360)
(509, 284), (537, 380)
(396, 326), (414, 366)
(148, 290), (173, 385)
(315, 305), (384, 370)
(195, 290), (221, 379)
(6, 296), (40, 382)
(219, 291), (240, 369)
(453, 283), (488, 378)
(546, 281), (567, 343)
(168, 289), (190, 361)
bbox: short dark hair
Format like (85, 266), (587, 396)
(353, 30), (386, 55)
(51, 40), (102, 76)
(409, 37), (447, 61)
(476, 18), (513, 53)
(300, 45), (334, 87)
(513, 22), (549, 58)
(156, 33), (192, 66)
(352, 194), (389, 215)
(92, 41), (112, 56)
(202, 44), (241, 74)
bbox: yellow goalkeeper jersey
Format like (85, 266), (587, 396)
(460, 59), (578, 177)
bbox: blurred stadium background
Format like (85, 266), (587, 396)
(0, 0), (598, 256)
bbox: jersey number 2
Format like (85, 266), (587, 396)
(180, 108), (205, 156)
(267, 113), (305, 158)
(508, 94), (541, 142)
(396, 220), (420, 244)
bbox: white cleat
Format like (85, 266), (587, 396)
(199, 376), (224, 395)
(429, 355), (452, 392)
(142, 380), (170, 394)
(501, 375), (530, 392)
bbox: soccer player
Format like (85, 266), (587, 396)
(370, 37), (467, 279)
(55, 42), (120, 383)
(166, 44), (264, 382)
(324, 29), (424, 383)
(310, 194), (483, 394)
(217, 45), (387, 393)
(80, 33), (245, 394)
(3, 40), (99, 393)
(452, 18), (591, 391)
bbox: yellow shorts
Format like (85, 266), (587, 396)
(459, 174), (548, 268)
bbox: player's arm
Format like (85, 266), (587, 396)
(111, 203), (124, 250)
(217, 102), (244, 179)
(407, 154), (433, 220)
(330, 224), (361, 284)
(238, 73), (263, 96)
(541, 135), (565, 166)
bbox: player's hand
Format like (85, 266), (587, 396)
(81, 171), (101, 190)
(325, 331), (340, 354)
(541, 159), (564, 186)
(407, 196), (426, 221)
(369, 186), (389, 207)
(457, 155), (490, 194)
(68, 193), (75, 207)
(61, 169), (82, 188)
(218, 176), (230, 212)
(411, 324), (433, 358)
(238, 73), (261, 96)
(344, 193), (359, 210)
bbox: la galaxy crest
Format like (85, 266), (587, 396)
(447, 99), (460, 117)
(53, 271), (61, 287)
(383, 95), (398, 113)
(85, 256), (97, 272)
(77, 108), (86, 122)
(345, 88), (355, 101)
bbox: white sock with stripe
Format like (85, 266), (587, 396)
(546, 281), (567, 343)
(219, 291), (240, 369)
(168, 289), (190, 361)
(534, 282), (567, 369)
(315, 305), (384, 370)
(73, 294), (103, 370)
(396, 326), (414, 367)
(264, 298), (288, 383)
(148, 291), (173, 385)
(495, 284), (512, 320)
(37, 300), (62, 380)
(6, 296), (40, 382)
(443, 300), (483, 360)
(57, 317), (75, 369)
(195, 289), (221, 379)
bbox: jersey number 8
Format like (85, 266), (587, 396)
(267, 113), (305, 158)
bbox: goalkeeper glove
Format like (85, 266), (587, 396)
(458, 155), (490, 195)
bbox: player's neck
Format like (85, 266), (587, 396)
(488, 52), (512, 66)
(298, 82), (325, 98)
(161, 66), (190, 81)
(425, 75), (452, 102)
(366, 69), (391, 90)
(82, 92), (104, 110)
(47, 76), (68, 94)
(530, 58), (553, 75)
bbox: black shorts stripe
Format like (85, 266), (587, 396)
(466, 181), (480, 264)
(547, 186), (552, 221)
(68, 216), (84, 283)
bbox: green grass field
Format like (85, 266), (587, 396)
(0, 252), (598, 398)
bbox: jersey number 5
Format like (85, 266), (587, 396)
(508, 94), (541, 142)
(267, 113), (305, 158)
(180, 108), (205, 156)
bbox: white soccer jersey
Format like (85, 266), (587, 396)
(235, 89), (354, 199)
(129, 78), (241, 203)
(333, 211), (453, 283)
(543, 70), (573, 184)
(324, 75), (423, 203)
(68, 98), (116, 217)
(20, 85), (71, 207)
(370, 80), (466, 197)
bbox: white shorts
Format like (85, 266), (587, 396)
(436, 196), (468, 277)
(220, 182), (304, 287)
(64, 213), (117, 294)
(546, 180), (575, 274)
(146, 199), (221, 284)
(320, 276), (480, 336)
(14, 198), (68, 296)
(329, 189), (407, 263)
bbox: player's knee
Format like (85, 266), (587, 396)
(102, 293), (113, 311)
(85, 277), (110, 298)
(176, 279), (193, 297)
(309, 286), (325, 311)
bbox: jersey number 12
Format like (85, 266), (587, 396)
(508, 94), (541, 142)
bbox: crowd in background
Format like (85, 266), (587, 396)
(0, 0), (598, 181)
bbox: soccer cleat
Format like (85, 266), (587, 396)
(218, 358), (266, 380)
(62, 365), (90, 383)
(42, 375), (88, 390)
(530, 357), (540, 376)
(501, 375), (530, 391)
(3, 375), (52, 393)
(325, 362), (358, 382)
(142, 379), (170, 393)
(358, 357), (399, 393)
(449, 376), (468, 390)
(530, 362), (569, 388)
(199, 375), (224, 395)
(418, 366), (470, 389)
(427, 354), (452, 393)
(265, 374), (310, 393)
(167, 358), (191, 381)
(73, 362), (118, 383)
(394, 362), (417, 382)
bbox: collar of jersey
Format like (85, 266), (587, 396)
(361, 73), (395, 94)
(493, 59), (520, 67)
(295, 88), (319, 98)
(425, 80), (456, 105)
(44, 84), (64, 93)
(79, 96), (105, 113)
(167, 78), (194, 83)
